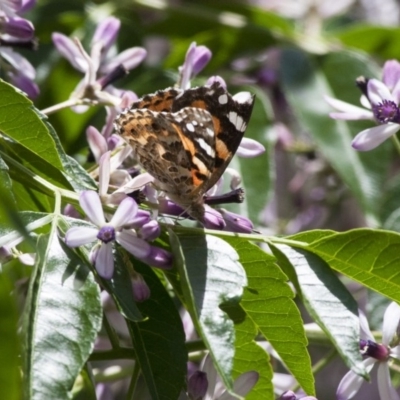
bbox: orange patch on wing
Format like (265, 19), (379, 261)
(172, 123), (196, 156)
(215, 138), (230, 160)
(189, 100), (208, 110)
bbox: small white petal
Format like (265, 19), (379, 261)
(336, 358), (376, 400)
(102, 47), (147, 73)
(200, 354), (218, 400)
(218, 371), (259, 400)
(377, 363), (400, 400)
(95, 242), (114, 279)
(65, 227), (98, 247)
(390, 345), (400, 360)
(79, 191), (106, 226)
(114, 173), (155, 194)
(382, 302), (400, 346)
(325, 95), (373, 119)
(236, 137), (265, 158)
(18, 253), (35, 266)
(116, 231), (151, 259)
(368, 79), (395, 105)
(352, 123), (400, 151)
(110, 197), (138, 228)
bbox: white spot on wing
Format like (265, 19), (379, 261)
(206, 127), (214, 137)
(233, 91), (253, 104)
(218, 94), (228, 104)
(197, 138), (215, 157)
(186, 123), (195, 132)
(229, 111), (247, 132)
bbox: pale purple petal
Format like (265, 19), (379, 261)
(359, 310), (375, 341)
(0, 47), (35, 79)
(382, 60), (400, 91)
(352, 123), (400, 151)
(382, 302), (400, 346)
(141, 247), (173, 269)
(102, 47), (147, 74)
(98, 151), (111, 198)
(377, 363), (400, 400)
(20, 0), (36, 12)
(4, 16), (34, 39)
(203, 206), (226, 230)
(218, 371), (259, 400)
(113, 172), (155, 195)
(65, 226), (99, 247)
(116, 231), (151, 259)
(132, 274), (150, 302)
(336, 358), (376, 400)
(139, 220), (160, 241)
(8, 71), (39, 99)
(220, 209), (254, 233)
(237, 137), (265, 157)
(324, 95), (374, 120)
(200, 355), (218, 400)
(390, 345), (400, 361)
(191, 45), (212, 75)
(179, 42), (196, 90)
(368, 79), (395, 105)
(110, 197), (138, 228)
(79, 190), (106, 226)
(206, 75), (227, 89)
(86, 125), (107, 162)
(18, 253), (35, 266)
(92, 16), (120, 53)
(95, 242), (114, 279)
(52, 32), (88, 72)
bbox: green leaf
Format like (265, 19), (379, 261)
(170, 231), (247, 392)
(337, 25), (400, 60)
(296, 229), (400, 304)
(22, 228), (102, 400)
(222, 303), (273, 400)
(0, 80), (63, 170)
(126, 261), (187, 400)
(226, 237), (315, 396)
(280, 49), (390, 226)
(0, 272), (20, 400)
(270, 244), (366, 377)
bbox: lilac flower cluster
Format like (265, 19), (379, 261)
(326, 60), (400, 151)
(0, 0), (39, 97)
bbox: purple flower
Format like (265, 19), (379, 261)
(278, 391), (318, 400)
(52, 16), (146, 111)
(178, 42), (212, 89)
(65, 190), (169, 279)
(132, 273), (150, 302)
(336, 302), (400, 400)
(326, 59), (400, 151)
(187, 371), (208, 400)
(219, 209), (254, 233)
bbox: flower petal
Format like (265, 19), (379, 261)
(352, 123), (400, 151)
(218, 371), (259, 400)
(382, 60), (400, 91)
(95, 242), (114, 279)
(92, 16), (120, 53)
(79, 190), (106, 226)
(110, 197), (138, 228)
(368, 79), (395, 105)
(65, 226), (99, 247)
(102, 47), (147, 74)
(382, 302), (400, 346)
(359, 310), (375, 341)
(324, 95), (373, 120)
(377, 363), (400, 400)
(86, 125), (108, 163)
(98, 151), (111, 198)
(236, 137), (265, 158)
(116, 231), (151, 259)
(142, 246), (173, 269)
(336, 358), (376, 400)
(52, 32), (88, 72)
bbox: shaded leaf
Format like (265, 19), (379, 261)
(127, 261), (187, 400)
(271, 243), (366, 377)
(22, 229), (102, 400)
(0, 272), (20, 400)
(170, 231), (246, 392)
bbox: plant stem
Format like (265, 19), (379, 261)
(127, 362), (141, 400)
(392, 135), (400, 157)
(40, 98), (83, 115)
